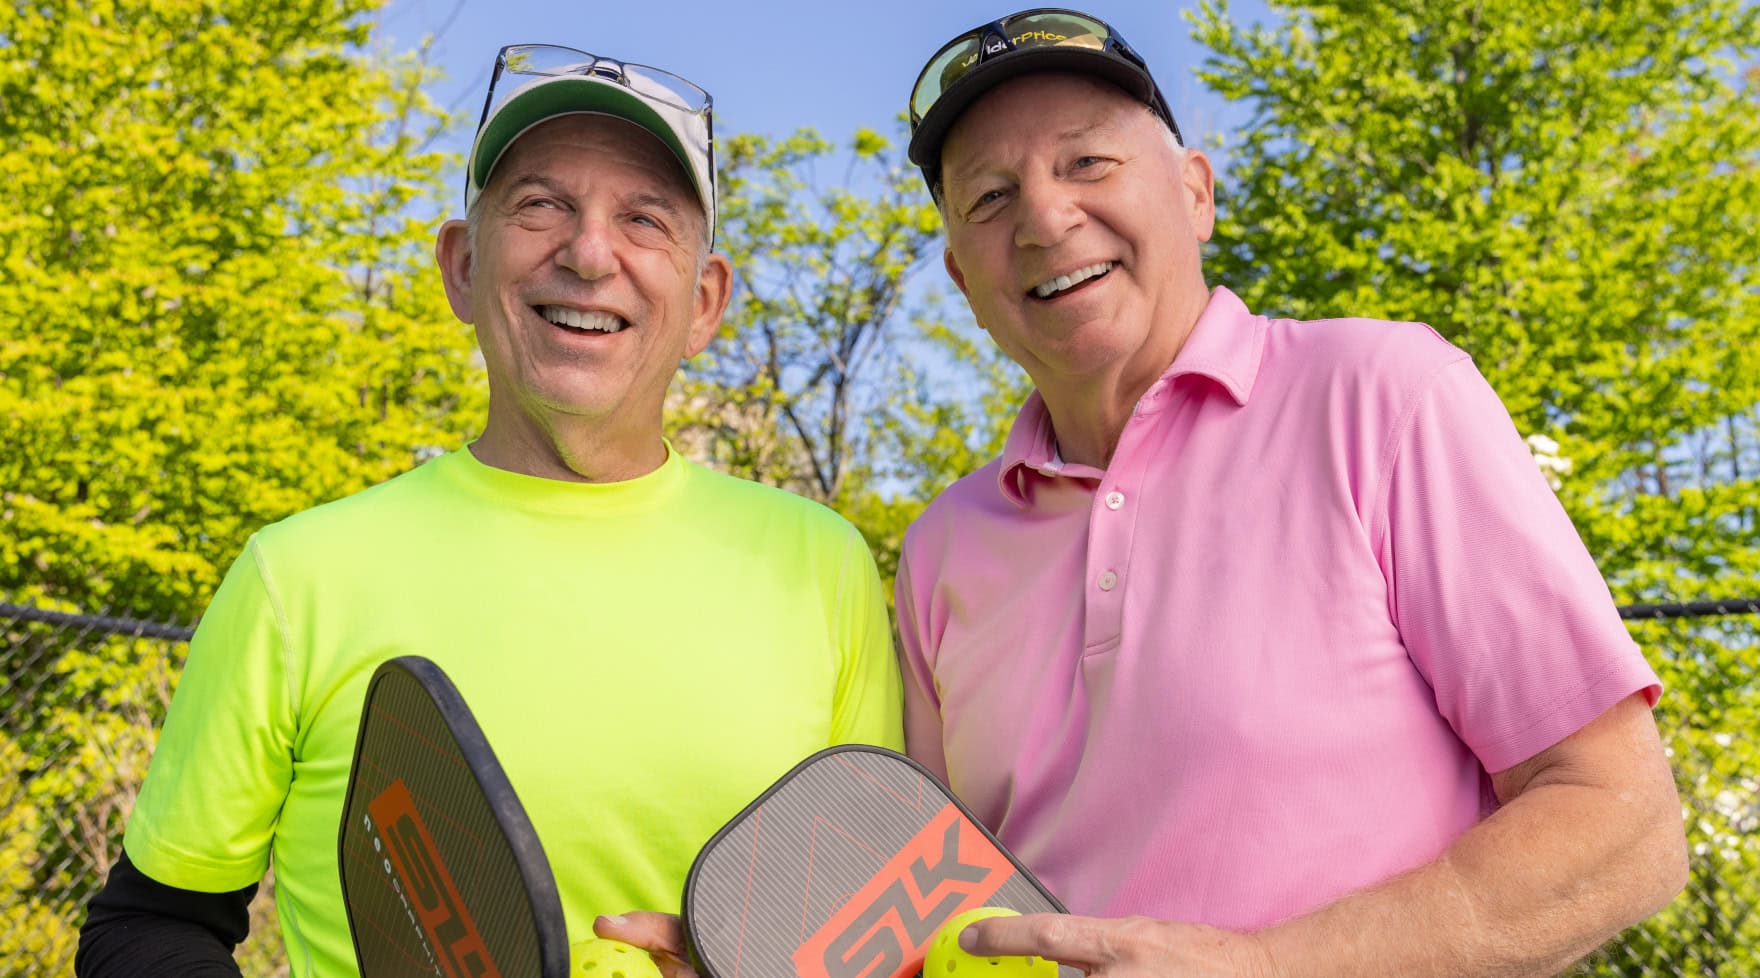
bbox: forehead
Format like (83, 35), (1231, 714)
(940, 72), (1150, 176)
(488, 113), (699, 207)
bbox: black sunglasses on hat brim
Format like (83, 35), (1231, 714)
(906, 8), (1183, 198)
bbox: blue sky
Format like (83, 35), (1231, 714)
(374, 0), (1278, 175)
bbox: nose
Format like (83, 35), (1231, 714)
(1013, 173), (1084, 249)
(555, 213), (617, 281)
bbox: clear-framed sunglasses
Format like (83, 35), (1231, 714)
(477, 44), (713, 132)
(465, 43), (718, 233)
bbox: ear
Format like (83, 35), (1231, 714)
(684, 251), (734, 359)
(1181, 149), (1217, 242)
(435, 219), (475, 323)
(942, 246), (989, 335)
(943, 246), (971, 300)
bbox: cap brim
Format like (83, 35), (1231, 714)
(468, 75), (714, 236)
(907, 47), (1160, 173)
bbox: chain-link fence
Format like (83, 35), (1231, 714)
(3, 599), (1757, 977)
(0, 604), (288, 977)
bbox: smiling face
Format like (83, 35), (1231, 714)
(436, 112), (731, 480)
(938, 72), (1214, 411)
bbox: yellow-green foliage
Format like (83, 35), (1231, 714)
(665, 124), (1027, 593)
(0, 0), (486, 624)
(670, 125), (950, 508)
(0, 0), (485, 973)
(0, 625), (174, 976)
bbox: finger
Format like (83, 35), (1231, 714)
(653, 951), (702, 978)
(594, 911), (689, 958)
(959, 913), (1108, 967)
(593, 910), (686, 950)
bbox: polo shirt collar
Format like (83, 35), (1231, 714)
(997, 286), (1266, 506)
(1162, 286), (1265, 407)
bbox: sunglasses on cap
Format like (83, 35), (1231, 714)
(466, 43), (717, 231)
(475, 44), (714, 132)
(906, 8), (1181, 188)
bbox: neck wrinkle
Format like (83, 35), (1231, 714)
(1035, 297), (1206, 470)
(473, 404), (669, 484)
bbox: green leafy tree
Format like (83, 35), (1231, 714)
(852, 307), (1032, 589)
(670, 126), (944, 504)
(0, 0), (479, 972)
(1191, 0), (1760, 970)
(668, 125), (1026, 590)
(0, 0), (482, 623)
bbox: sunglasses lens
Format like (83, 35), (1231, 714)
(912, 38), (983, 121)
(500, 43), (592, 77)
(625, 68), (712, 115)
(911, 11), (1115, 125)
(1010, 11), (1110, 50)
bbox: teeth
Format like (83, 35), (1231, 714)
(1032, 262), (1114, 299)
(540, 305), (625, 333)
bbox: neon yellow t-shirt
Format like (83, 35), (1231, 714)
(124, 445), (903, 977)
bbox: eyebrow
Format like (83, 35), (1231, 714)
(498, 176), (691, 225)
(1054, 121), (1116, 143)
(626, 191), (687, 223)
(498, 172), (571, 201)
(944, 121), (1121, 188)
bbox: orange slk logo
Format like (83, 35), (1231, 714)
(793, 804), (1015, 978)
(367, 778), (502, 978)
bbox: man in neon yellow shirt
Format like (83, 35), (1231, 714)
(75, 44), (903, 978)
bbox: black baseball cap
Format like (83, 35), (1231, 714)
(906, 8), (1181, 197)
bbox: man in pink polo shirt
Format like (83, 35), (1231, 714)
(896, 8), (1687, 976)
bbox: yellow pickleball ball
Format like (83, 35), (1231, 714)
(925, 906), (1058, 978)
(570, 935), (664, 978)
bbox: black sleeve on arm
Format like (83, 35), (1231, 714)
(75, 850), (259, 978)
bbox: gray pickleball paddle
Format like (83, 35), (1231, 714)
(681, 745), (1074, 978)
(339, 655), (568, 978)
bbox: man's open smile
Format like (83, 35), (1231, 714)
(1029, 261), (1115, 300)
(538, 304), (628, 334)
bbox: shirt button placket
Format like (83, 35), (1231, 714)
(1094, 490), (1124, 607)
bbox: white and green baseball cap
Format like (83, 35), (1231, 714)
(466, 44), (716, 242)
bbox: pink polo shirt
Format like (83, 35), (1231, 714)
(895, 287), (1659, 931)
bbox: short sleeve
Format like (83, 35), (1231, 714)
(1379, 358), (1660, 774)
(124, 536), (298, 891)
(828, 525), (905, 752)
(893, 546), (949, 783)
